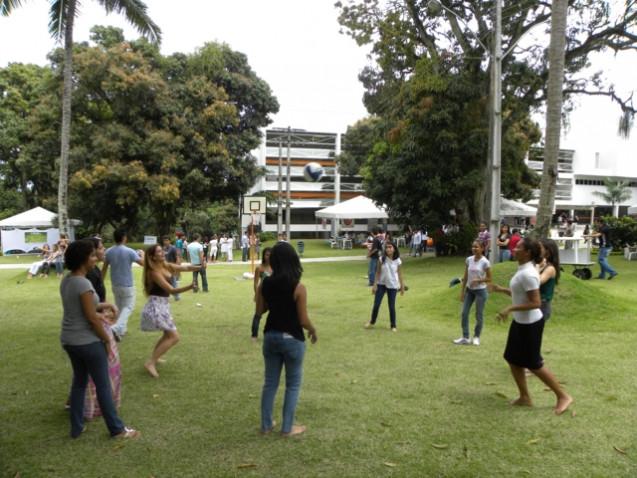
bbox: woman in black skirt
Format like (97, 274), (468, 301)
(490, 237), (572, 415)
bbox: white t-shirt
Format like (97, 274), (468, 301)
(412, 231), (422, 245)
(378, 256), (402, 289)
(466, 255), (490, 290)
(510, 261), (543, 324)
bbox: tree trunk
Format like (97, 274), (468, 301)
(535, 0), (568, 238)
(57, 0), (77, 236)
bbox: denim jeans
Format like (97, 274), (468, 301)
(64, 342), (125, 438)
(370, 284), (398, 328)
(170, 275), (180, 301)
(261, 331), (306, 433)
(193, 268), (208, 292)
(597, 246), (617, 278)
(499, 249), (511, 262)
(368, 256), (378, 286)
(461, 288), (488, 338)
(111, 286), (136, 336)
(242, 247), (249, 262)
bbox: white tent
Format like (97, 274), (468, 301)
(315, 195), (388, 220)
(0, 207), (79, 254)
(499, 197), (537, 217)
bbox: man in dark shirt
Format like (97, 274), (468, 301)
(367, 227), (382, 286)
(587, 218), (618, 280)
(163, 236), (182, 300)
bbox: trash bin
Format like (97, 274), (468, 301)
(297, 241), (305, 257)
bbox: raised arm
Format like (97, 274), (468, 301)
(151, 270), (194, 295)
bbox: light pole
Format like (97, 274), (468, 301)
(427, 0), (502, 262)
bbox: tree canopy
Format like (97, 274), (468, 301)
(0, 27), (279, 235)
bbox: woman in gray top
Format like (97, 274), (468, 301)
(60, 239), (139, 439)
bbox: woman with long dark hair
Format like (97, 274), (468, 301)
(490, 237), (572, 415)
(538, 238), (560, 322)
(256, 242), (317, 436)
(365, 241), (405, 332)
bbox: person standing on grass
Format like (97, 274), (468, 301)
(367, 227), (382, 286)
(508, 228), (521, 260)
(162, 236), (182, 301)
(241, 231), (250, 262)
(489, 237), (573, 415)
(365, 241), (405, 332)
(586, 217), (618, 280)
(187, 234), (208, 293)
(102, 229), (144, 341)
(140, 244), (201, 378)
(251, 247), (273, 341)
(538, 238), (560, 323)
(256, 242), (318, 436)
(453, 240), (491, 346)
(60, 239), (139, 439)
(209, 234), (219, 262)
(496, 224), (512, 262)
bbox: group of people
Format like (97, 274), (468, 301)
(26, 235), (69, 279)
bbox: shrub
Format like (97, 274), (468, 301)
(603, 215), (637, 248)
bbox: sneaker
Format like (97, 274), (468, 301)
(472, 336), (480, 346)
(453, 337), (471, 345)
(391, 327), (397, 332)
(608, 273), (618, 280)
(364, 322), (374, 329)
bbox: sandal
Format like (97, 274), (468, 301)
(114, 427), (140, 439)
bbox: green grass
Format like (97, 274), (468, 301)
(1, 255), (636, 477)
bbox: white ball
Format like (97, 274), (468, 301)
(303, 162), (325, 182)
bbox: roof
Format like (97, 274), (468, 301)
(499, 197), (537, 217)
(0, 207), (80, 227)
(315, 195), (388, 220)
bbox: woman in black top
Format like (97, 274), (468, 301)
(256, 242), (317, 436)
(140, 244), (200, 378)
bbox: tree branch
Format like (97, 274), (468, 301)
(405, 0), (440, 64)
(440, 0), (471, 53)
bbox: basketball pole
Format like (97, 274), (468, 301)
(250, 211), (256, 274)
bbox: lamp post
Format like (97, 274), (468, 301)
(427, 0), (502, 262)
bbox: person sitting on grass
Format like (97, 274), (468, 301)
(489, 237), (573, 415)
(60, 239), (139, 439)
(365, 241), (405, 332)
(256, 241), (318, 437)
(140, 244), (201, 378)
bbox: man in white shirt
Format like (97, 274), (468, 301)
(411, 229), (422, 257)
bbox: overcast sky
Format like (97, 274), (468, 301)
(0, 0), (635, 165)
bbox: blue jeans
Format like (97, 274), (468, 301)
(111, 286), (136, 336)
(261, 331), (305, 433)
(597, 246), (617, 278)
(64, 342), (125, 438)
(193, 267), (208, 292)
(368, 256), (378, 286)
(461, 288), (488, 338)
(499, 249), (511, 262)
(242, 247), (249, 262)
(370, 284), (398, 328)
(170, 275), (180, 301)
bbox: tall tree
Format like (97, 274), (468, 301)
(1, 0), (161, 234)
(593, 179), (633, 217)
(535, 0), (569, 238)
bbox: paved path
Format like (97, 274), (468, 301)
(0, 255), (369, 270)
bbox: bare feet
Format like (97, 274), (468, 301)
(281, 425), (306, 437)
(364, 322), (374, 329)
(554, 395), (573, 415)
(510, 397), (533, 407)
(144, 361), (159, 378)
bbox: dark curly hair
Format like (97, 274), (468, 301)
(64, 239), (95, 272)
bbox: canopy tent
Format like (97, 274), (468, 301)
(0, 207), (79, 254)
(315, 195), (388, 220)
(499, 197), (537, 217)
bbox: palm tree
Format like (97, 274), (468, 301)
(593, 178), (633, 217)
(535, 0), (568, 238)
(1, 0), (161, 234)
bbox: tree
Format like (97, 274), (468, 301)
(1, 0), (161, 235)
(535, 0), (569, 238)
(336, 1), (637, 223)
(593, 179), (633, 217)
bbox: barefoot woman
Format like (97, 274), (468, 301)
(141, 244), (200, 378)
(490, 237), (573, 415)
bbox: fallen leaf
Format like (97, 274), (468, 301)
(613, 446), (627, 455)
(152, 394), (160, 399)
(495, 391), (508, 399)
(526, 438), (541, 445)
(237, 464), (258, 469)
(383, 462), (397, 468)
(432, 443), (448, 449)
(351, 379), (358, 384)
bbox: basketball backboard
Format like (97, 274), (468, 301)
(243, 196), (266, 214)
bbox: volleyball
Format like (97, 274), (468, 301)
(303, 162), (325, 182)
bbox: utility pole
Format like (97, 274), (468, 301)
(285, 126), (292, 239)
(332, 133), (342, 238)
(277, 138), (283, 235)
(488, 0), (502, 263)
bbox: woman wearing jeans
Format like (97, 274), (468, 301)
(365, 241), (405, 332)
(256, 242), (317, 436)
(60, 239), (139, 439)
(454, 240), (491, 346)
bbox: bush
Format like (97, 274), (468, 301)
(259, 232), (277, 243)
(603, 216), (637, 248)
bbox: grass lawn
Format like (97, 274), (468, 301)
(1, 254), (636, 477)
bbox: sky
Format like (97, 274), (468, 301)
(0, 0), (635, 167)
